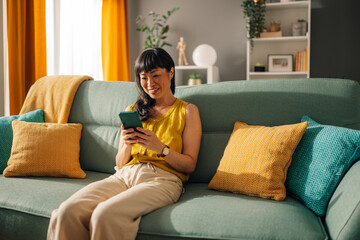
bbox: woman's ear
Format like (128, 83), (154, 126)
(170, 67), (174, 79)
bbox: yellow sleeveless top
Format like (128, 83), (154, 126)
(124, 98), (189, 182)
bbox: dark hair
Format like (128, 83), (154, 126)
(134, 48), (175, 121)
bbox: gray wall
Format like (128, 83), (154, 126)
(129, 0), (360, 82)
(128, 0), (246, 82)
(0, 0), (4, 116)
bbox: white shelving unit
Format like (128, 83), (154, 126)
(246, 0), (311, 80)
(175, 65), (220, 86)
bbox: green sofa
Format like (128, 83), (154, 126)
(1, 78), (359, 240)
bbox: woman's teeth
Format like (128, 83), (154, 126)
(149, 88), (159, 94)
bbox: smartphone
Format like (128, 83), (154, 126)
(119, 111), (143, 130)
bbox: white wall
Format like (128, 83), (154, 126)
(0, 0), (5, 116)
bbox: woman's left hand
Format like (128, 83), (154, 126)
(134, 127), (165, 154)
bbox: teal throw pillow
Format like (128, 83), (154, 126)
(0, 109), (44, 173)
(286, 115), (360, 216)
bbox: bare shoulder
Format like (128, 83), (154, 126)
(185, 104), (201, 126)
(185, 103), (200, 116)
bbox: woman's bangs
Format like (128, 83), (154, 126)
(138, 52), (165, 74)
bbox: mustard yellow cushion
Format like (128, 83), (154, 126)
(3, 120), (86, 178)
(208, 121), (308, 201)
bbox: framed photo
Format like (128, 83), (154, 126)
(268, 54), (293, 72)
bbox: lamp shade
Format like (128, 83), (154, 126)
(192, 44), (217, 66)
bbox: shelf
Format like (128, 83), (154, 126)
(249, 72), (307, 76)
(246, 0), (311, 80)
(175, 65), (219, 85)
(254, 36), (308, 43)
(266, 1), (309, 10)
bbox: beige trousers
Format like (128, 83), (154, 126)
(47, 163), (183, 240)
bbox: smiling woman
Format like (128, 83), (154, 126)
(134, 48), (176, 121)
(48, 48), (202, 240)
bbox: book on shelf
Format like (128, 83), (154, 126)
(295, 47), (308, 72)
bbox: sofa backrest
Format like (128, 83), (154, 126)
(68, 78), (360, 183)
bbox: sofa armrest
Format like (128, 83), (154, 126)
(325, 160), (360, 240)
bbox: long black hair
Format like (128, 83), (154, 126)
(134, 48), (175, 121)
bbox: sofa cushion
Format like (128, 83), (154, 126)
(138, 183), (327, 240)
(67, 79), (360, 181)
(3, 121), (86, 178)
(0, 171), (110, 240)
(208, 121), (308, 201)
(0, 109), (44, 173)
(0, 171), (110, 217)
(286, 115), (360, 216)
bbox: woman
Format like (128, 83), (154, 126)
(47, 48), (202, 240)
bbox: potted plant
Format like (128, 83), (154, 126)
(136, 7), (179, 49)
(292, 19), (307, 36)
(188, 73), (202, 86)
(241, 0), (266, 49)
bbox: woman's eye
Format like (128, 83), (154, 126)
(153, 75), (159, 78)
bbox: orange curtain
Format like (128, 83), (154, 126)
(102, 0), (130, 82)
(7, 0), (47, 115)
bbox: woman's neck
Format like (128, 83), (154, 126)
(154, 94), (176, 109)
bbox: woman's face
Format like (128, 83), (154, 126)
(139, 67), (174, 100)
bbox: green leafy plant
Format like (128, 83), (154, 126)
(189, 73), (202, 79)
(241, 0), (266, 49)
(136, 7), (179, 49)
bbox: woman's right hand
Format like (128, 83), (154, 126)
(120, 124), (138, 146)
(116, 124), (136, 168)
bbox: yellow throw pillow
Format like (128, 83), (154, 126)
(208, 121), (308, 201)
(3, 120), (86, 178)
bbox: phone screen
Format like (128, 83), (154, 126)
(119, 111), (143, 130)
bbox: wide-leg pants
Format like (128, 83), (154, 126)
(47, 163), (183, 240)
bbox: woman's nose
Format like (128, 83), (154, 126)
(147, 77), (155, 85)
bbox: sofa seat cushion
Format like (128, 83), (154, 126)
(0, 171), (110, 218)
(138, 183), (328, 240)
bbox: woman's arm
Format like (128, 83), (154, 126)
(115, 106), (138, 168)
(134, 103), (202, 174)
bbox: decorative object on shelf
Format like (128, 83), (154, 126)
(241, 0), (266, 49)
(136, 7), (179, 49)
(292, 19), (307, 36)
(268, 54), (293, 72)
(192, 44), (217, 66)
(254, 63), (265, 72)
(188, 73), (202, 86)
(176, 37), (189, 66)
(270, 21), (281, 32)
(260, 31), (282, 38)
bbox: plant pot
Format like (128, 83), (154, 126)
(270, 23), (281, 32)
(188, 79), (202, 86)
(292, 22), (307, 36)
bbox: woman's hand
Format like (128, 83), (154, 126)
(116, 124), (137, 168)
(120, 125), (139, 146)
(133, 127), (165, 154)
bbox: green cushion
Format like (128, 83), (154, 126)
(286, 115), (360, 216)
(138, 184), (327, 240)
(0, 109), (44, 173)
(0, 171), (110, 240)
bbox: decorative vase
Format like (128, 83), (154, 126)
(292, 22), (307, 36)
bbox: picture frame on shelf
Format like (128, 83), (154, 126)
(268, 54), (293, 72)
